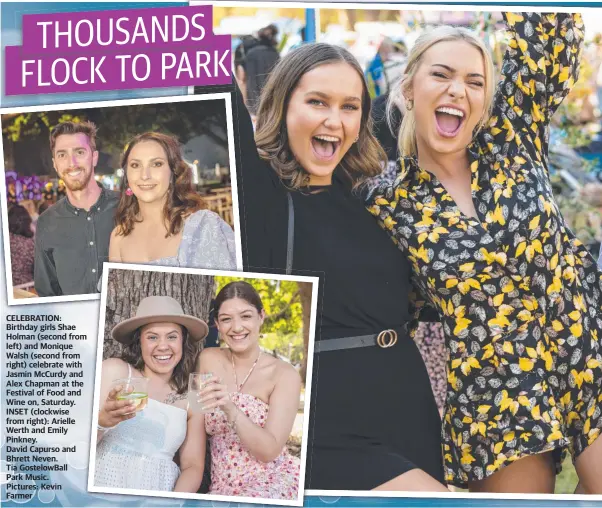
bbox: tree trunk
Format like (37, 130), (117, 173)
(103, 269), (215, 359)
(298, 282), (313, 382)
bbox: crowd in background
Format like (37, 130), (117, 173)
(7, 198), (51, 290)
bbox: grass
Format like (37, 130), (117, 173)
(556, 455), (578, 494)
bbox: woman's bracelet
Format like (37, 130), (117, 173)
(97, 422), (116, 432)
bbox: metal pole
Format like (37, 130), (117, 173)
(305, 9), (316, 42)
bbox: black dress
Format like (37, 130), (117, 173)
(232, 84), (444, 489)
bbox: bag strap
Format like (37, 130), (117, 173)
(286, 192), (295, 275)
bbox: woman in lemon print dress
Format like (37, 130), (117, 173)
(368, 12), (602, 493)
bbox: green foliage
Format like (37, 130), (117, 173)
(3, 102), (228, 166)
(2, 112), (83, 143)
(214, 277), (304, 364)
(551, 174), (602, 248)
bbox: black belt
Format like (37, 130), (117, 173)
(314, 329), (402, 353)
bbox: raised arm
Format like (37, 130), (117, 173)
(233, 80), (288, 271)
(96, 358), (136, 443)
(230, 364), (301, 463)
(198, 350), (302, 463)
(494, 12), (584, 163)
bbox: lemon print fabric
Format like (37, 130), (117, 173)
(367, 13), (599, 488)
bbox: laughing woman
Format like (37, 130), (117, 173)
(368, 13), (602, 493)
(236, 44), (447, 491)
(109, 132), (236, 269)
(194, 281), (301, 500)
(95, 296), (208, 492)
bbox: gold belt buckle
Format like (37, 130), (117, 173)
(377, 329), (398, 348)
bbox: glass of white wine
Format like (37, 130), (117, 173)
(112, 377), (149, 413)
(188, 372), (214, 413)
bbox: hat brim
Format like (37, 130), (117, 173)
(112, 314), (209, 345)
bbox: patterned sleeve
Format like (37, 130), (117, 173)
(408, 285), (441, 338)
(182, 210), (237, 270)
(365, 161), (441, 333)
(494, 12), (584, 161)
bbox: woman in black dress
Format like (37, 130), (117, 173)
(235, 43), (446, 491)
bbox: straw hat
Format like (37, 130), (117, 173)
(112, 296), (209, 345)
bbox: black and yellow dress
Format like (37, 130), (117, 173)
(367, 13), (598, 488)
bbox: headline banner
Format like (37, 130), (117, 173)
(4, 5), (232, 95)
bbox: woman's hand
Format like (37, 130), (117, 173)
(98, 385), (137, 429)
(198, 378), (237, 419)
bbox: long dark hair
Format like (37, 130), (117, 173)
(255, 43), (386, 190)
(121, 325), (200, 395)
(114, 132), (204, 237)
(8, 205), (33, 238)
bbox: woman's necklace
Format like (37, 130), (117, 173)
(231, 350), (261, 393)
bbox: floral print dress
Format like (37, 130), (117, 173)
(367, 13), (602, 488)
(205, 392), (300, 499)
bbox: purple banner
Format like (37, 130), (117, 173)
(4, 5), (232, 95)
(5, 45), (231, 95)
(21, 5), (214, 54)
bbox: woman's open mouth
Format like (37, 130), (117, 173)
(311, 135), (341, 161)
(434, 106), (465, 138)
(153, 353), (173, 365)
(136, 183), (157, 191)
(230, 333), (249, 342)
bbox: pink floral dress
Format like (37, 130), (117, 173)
(205, 392), (300, 500)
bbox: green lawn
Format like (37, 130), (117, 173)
(556, 455), (578, 494)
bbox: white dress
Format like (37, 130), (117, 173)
(94, 369), (188, 491)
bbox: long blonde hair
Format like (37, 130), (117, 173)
(255, 43), (386, 189)
(389, 26), (495, 157)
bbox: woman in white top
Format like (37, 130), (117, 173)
(109, 132), (236, 269)
(95, 296), (207, 492)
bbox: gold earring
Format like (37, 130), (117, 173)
(406, 99), (414, 111)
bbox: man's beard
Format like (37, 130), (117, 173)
(60, 166), (93, 192)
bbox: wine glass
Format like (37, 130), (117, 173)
(111, 377), (149, 413)
(187, 372), (214, 413)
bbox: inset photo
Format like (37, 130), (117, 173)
(1, 93), (241, 305)
(88, 263), (317, 506)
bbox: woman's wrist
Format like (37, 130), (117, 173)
(97, 412), (116, 431)
(226, 406), (240, 429)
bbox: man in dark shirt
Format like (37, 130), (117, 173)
(34, 121), (119, 297)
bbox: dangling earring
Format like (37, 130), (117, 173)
(406, 99), (414, 111)
(125, 187), (133, 196)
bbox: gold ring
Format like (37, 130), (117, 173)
(377, 329), (398, 348)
